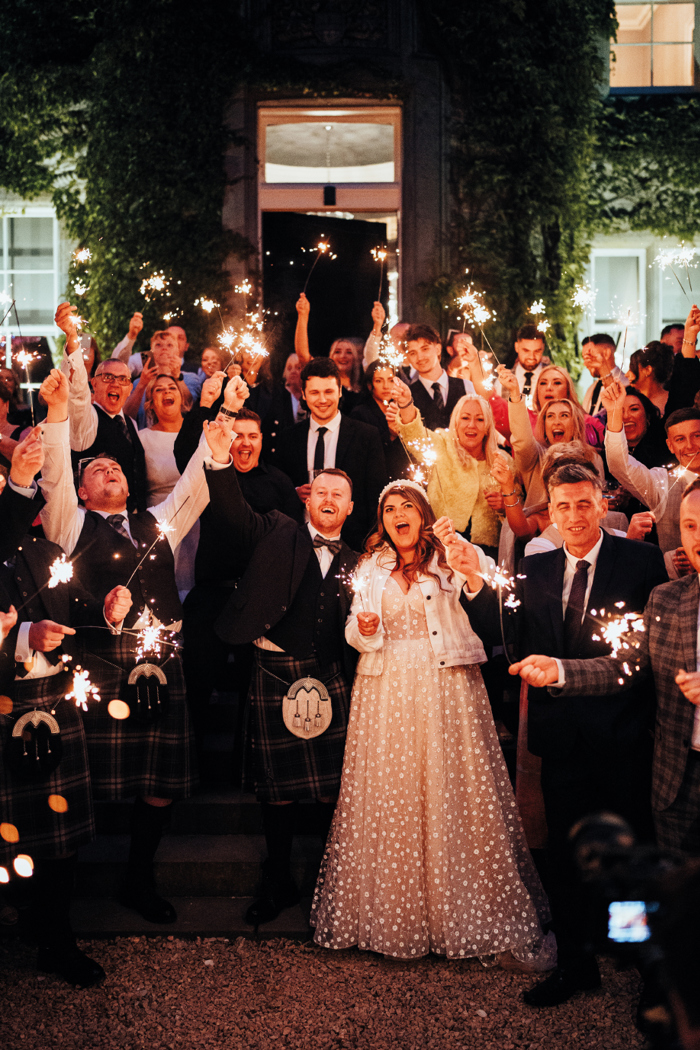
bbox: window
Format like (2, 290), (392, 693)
(587, 250), (647, 358)
(610, 3), (695, 88)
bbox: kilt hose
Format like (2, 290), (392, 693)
(0, 669), (95, 865)
(79, 630), (196, 801)
(251, 648), (351, 802)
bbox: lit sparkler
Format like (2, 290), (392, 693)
(478, 564), (525, 593)
(530, 299), (546, 316)
(302, 240), (331, 295)
(536, 318), (551, 334)
(571, 283), (596, 312)
(139, 270), (171, 301)
(455, 281), (500, 360)
(74, 248), (91, 264)
(235, 279), (252, 296)
(590, 604), (645, 664)
(195, 298), (219, 313)
(73, 281), (89, 296)
(123, 497), (191, 590)
(655, 245), (696, 301)
(65, 667), (100, 711)
(48, 555), (73, 589)
(136, 620), (165, 662)
(15, 348), (37, 425)
(377, 331), (404, 370)
(338, 564), (372, 611)
(371, 246), (388, 301)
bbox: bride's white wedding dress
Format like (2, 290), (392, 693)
(311, 576), (553, 962)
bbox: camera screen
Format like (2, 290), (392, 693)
(608, 900), (652, 943)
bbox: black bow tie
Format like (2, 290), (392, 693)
(312, 535), (342, 556)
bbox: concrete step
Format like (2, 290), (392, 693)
(95, 793), (322, 836)
(76, 834), (324, 897)
(70, 896), (314, 939)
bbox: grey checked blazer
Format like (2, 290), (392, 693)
(556, 573), (700, 811)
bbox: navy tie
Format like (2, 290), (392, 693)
(431, 382), (445, 412)
(564, 559), (589, 657)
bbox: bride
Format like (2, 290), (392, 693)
(311, 479), (553, 962)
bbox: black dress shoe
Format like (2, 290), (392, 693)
(523, 965), (601, 1007)
(38, 944), (106, 988)
(118, 882), (177, 924)
(245, 878), (300, 928)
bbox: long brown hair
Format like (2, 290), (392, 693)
(365, 483), (453, 590)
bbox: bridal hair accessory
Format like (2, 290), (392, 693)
(378, 478), (427, 503)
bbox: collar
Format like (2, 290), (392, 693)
(563, 528), (604, 572)
(310, 411), (341, 433)
(307, 522), (342, 545)
(95, 403), (127, 421)
(92, 508), (128, 521)
(418, 370), (447, 394)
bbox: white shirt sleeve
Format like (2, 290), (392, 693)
(111, 335), (135, 363)
(64, 346), (99, 451)
(524, 535), (557, 556)
(363, 332), (381, 370)
(604, 428), (668, 518)
(39, 419), (86, 556)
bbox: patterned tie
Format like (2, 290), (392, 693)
(590, 379), (603, 415)
(522, 371), (535, 398)
(313, 426), (328, 472)
(106, 513), (134, 545)
(312, 535), (342, 556)
(563, 559), (589, 657)
(431, 382), (445, 411)
(115, 414), (132, 445)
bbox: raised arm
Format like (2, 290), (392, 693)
(123, 355), (158, 420)
(55, 302), (99, 451)
(602, 380), (667, 514)
(294, 293), (311, 367)
(498, 365), (540, 481)
(111, 312), (143, 364)
(363, 301), (385, 369)
(37, 369), (84, 555)
(0, 429), (45, 561)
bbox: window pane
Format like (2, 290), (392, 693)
(617, 5), (653, 43)
(653, 3), (694, 42)
(610, 43), (651, 85)
(594, 256), (640, 323)
(265, 122), (395, 183)
(661, 270), (691, 324)
(8, 217), (53, 272)
(9, 273), (54, 324)
(653, 42), (694, 84)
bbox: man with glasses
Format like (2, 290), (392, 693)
(57, 302), (148, 511)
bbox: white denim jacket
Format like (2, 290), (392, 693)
(346, 546), (492, 676)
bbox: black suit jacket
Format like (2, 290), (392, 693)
(205, 464), (359, 682)
(464, 532), (668, 760)
(271, 414), (387, 551)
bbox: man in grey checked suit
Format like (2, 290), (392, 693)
(512, 477), (700, 859)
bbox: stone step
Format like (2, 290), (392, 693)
(95, 793), (322, 836)
(70, 896), (314, 939)
(76, 834), (324, 898)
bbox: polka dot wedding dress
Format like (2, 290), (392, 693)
(311, 577), (554, 963)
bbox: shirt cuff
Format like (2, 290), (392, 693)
(554, 658), (565, 687)
(40, 419), (69, 446)
(104, 605), (123, 636)
(204, 455), (232, 470)
(7, 478), (37, 498)
(15, 621), (33, 663)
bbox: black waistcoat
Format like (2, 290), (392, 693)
(410, 376), (466, 431)
(72, 511), (182, 629)
(265, 552), (342, 666)
(71, 405), (148, 512)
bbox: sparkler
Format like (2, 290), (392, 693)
(74, 248), (91, 264)
(455, 283), (501, 362)
(376, 331), (405, 370)
(338, 564), (372, 611)
(477, 564), (526, 664)
(530, 299), (546, 316)
(48, 555), (73, 589)
(572, 283), (596, 312)
(302, 240), (330, 295)
(136, 619), (165, 662)
(65, 667), (101, 711)
(124, 496), (191, 590)
(15, 348), (37, 425)
(536, 318), (551, 334)
(195, 298), (219, 313)
(590, 603), (645, 682)
(139, 269), (171, 301)
(371, 246), (388, 301)
(655, 246), (696, 302)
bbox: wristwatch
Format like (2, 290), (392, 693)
(219, 406), (239, 419)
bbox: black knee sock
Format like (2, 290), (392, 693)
(125, 798), (171, 889)
(316, 801), (336, 846)
(32, 854), (78, 950)
(261, 802), (297, 882)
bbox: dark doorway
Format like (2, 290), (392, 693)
(262, 212), (387, 361)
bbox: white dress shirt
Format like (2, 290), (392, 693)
(582, 366), (629, 415)
(254, 522), (341, 651)
(416, 370), (474, 402)
(61, 346), (132, 452)
(306, 411), (342, 474)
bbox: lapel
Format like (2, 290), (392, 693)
(335, 415), (352, 469)
(679, 573), (699, 674)
(544, 547), (566, 654)
(293, 420), (311, 477)
(292, 524), (314, 598)
(586, 531), (616, 618)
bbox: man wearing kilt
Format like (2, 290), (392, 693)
(0, 430), (130, 985)
(206, 461), (359, 926)
(37, 361), (235, 925)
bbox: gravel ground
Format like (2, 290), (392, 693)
(0, 936), (647, 1049)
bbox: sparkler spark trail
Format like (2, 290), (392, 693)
(66, 667), (100, 711)
(15, 348), (38, 426)
(371, 246), (388, 301)
(124, 497), (191, 590)
(338, 565), (372, 611)
(455, 282), (501, 360)
(590, 604), (645, 665)
(302, 240), (331, 295)
(655, 246), (696, 302)
(74, 248), (91, 264)
(536, 318), (551, 334)
(139, 269), (171, 301)
(376, 331), (404, 370)
(194, 298), (219, 313)
(136, 619), (165, 662)
(530, 299), (546, 316)
(572, 283), (596, 311)
(48, 555), (73, 589)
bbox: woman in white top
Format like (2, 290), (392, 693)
(311, 479), (552, 965)
(138, 374), (195, 596)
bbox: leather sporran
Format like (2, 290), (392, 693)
(125, 663), (170, 724)
(8, 709), (63, 780)
(282, 676), (333, 740)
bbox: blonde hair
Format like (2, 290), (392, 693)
(329, 338), (364, 391)
(532, 366), (581, 415)
(144, 374), (192, 426)
(534, 398), (591, 449)
(448, 394), (499, 468)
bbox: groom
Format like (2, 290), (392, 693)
(205, 462), (360, 926)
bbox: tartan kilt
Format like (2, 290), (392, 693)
(251, 649), (350, 802)
(0, 669), (95, 865)
(79, 631), (196, 801)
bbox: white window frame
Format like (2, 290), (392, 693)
(611, 0), (697, 89)
(587, 248), (648, 364)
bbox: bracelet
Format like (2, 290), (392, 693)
(501, 489), (516, 497)
(683, 338), (697, 346)
(398, 398), (413, 410)
(508, 394), (522, 403)
(219, 406), (239, 419)
(503, 498), (521, 508)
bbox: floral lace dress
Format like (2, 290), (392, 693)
(311, 577), (553, 961)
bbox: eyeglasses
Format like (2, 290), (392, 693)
(95, 374), (131, 387)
